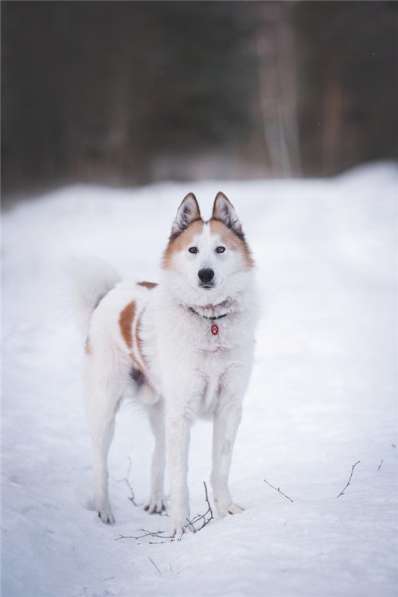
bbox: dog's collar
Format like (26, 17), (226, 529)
(188, 306), (228, 336)
(188, 307), (228, 321)
(185, 298), (232, 320)
(184, 299), (232, 336)
(183, 299), (232, 336)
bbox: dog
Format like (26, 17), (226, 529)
(83, 192), (258, 538)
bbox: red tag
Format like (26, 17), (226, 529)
(211, 323), (219, 336)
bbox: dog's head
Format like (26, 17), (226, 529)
(162, 192), (254, 306)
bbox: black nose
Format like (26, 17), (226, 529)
(198, 268), (215, 284)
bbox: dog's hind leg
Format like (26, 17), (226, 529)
(144, 396), (166, 514)
(85, 361), (124, 524)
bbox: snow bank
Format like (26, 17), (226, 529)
(2, 163), (398, 597)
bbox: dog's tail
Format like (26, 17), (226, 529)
(64, 257), (121, 335)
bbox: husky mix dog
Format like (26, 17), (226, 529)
(84, 192), (258, 538)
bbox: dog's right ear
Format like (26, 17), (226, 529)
(170, 193), (202, 239)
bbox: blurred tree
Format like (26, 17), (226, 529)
(294, 1), (398, 175)
(2, 1), (398, 197)
(2, 1), (260, 195)
(255, 2), (301, 177)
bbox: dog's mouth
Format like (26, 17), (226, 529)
(199, 283), (215, 290)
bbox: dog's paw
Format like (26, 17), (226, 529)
(144, 498), (166, 515)
(169, 507), (190, 540)
(226, 502), (245, 515)
(97, 506), (115, 525)
(171, 526), (185, 541)
(216, 501), (245, 517)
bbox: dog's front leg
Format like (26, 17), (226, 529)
(166, 410), (191, 539)
(211, 395), (244, 517)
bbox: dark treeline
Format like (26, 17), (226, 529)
(2, 1), (398, 197)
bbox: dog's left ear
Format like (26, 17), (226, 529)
(171, 193), (202, 239)
(212, 192), (244, 239)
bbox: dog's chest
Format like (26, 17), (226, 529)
(150, 300), (254, 412)
(196, 351), (240, 416)
(176, 331), (244, 418)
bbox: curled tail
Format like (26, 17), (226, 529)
(64, 257), (121, 335)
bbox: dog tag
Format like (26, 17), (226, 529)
(211, 323), (219, 336)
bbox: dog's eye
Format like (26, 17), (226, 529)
(215, 246), (226, 254)
(188, 246), (199, 254)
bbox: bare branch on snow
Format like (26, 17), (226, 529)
(337, 460), (361, 498)
(186, 480), (214, 532)
(115, 528), (175, 544)
(264, 478), (294, 503)
(148, 556), (162, 576)
(117, 457), (138, 506)
(115, 481), (214, 544)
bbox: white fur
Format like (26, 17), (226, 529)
(83, 196), (258, 537)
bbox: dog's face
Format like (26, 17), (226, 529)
(162, 193), (254, 306)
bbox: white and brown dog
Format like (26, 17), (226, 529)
(83, 192), (258, 538)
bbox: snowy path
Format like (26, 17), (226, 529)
(2, 164), (398, 597)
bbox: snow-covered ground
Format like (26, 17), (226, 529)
(2, 163), (398, 597)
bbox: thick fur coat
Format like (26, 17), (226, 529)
(83, 192), (258, 538)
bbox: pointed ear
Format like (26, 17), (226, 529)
(171, 193), (202, 239)
(212, 192), (244, 239)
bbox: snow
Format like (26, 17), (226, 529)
(2, 163), (398, 597)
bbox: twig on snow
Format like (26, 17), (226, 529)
(337, 460), (361, 498)
(115, 481), (214, 544)
(115, 528), (175, 543)
(148, 556), (162, 576)
(377, 459), (384, 472)
(188, 481), (214, 532)
(264, 478), (294, 503)
(117, 457), (138, 506)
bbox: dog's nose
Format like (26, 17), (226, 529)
(198, 268), (215, 284)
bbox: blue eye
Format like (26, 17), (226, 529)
(215, 246), (226, 254)
(188, 246), (199, 254)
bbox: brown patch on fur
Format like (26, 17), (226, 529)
(137, 281), (158, 289)
(162, 219), (204, 269)
(209, 219), (254, 269)
(135, 313), (145, 365)
(119, 301), (135, 348)
(84, 337), (91, 355)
